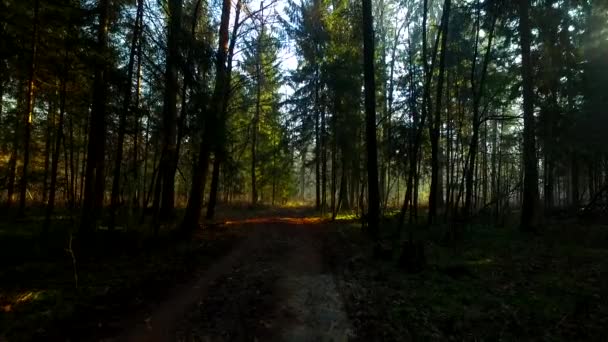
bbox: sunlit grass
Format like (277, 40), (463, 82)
(224, 216), (325, 226)
(281, 200), (314, 208)
(1, 290), (46, 313)
(334, 213), (360, 221)
(466, 258), (494, 265)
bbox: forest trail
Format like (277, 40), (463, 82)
(112, 212), (353, 341)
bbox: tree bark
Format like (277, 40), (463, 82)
(251, 10), (262, 207)
(362, 0), (380, 239)
(110, 0), (143, 228)
(463, 6), (496, 220)
(314, 69), (321, 210)
(44, 61), (67, 235)
(18, 0), (40, 216)
(428, 0), (450, 224)
(42, 98), (54, 205)
(80, 0), (110, 235)
(181, 0), (231, 233)
(206, 0), (241, 220)
(156, 0), (183, 220)
(518, 0), (539, 231)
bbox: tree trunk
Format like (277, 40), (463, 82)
(0, 62), (4, 146)
(518, 0), (539, 231)
(207, 156), (221, 219)
(321, 104), (327, 213)
(181, 0), (231, 233)
(68, 106), (75, 209)
(331, 107), (337, 216)
(110, 0), (143, 228)
(80, 0), (110, 235)
(428, 0), (450, 224)
(133, 41), (143, 207)
(44, 63), (67, 235)
(206, 0), (241, 220)
(362, 0), (380, 239)
(156, 0), (183, 219)
(251, 24), (261, 206)
(463, 6), (496, 220)
(42, 98), (54, 205)
(18, 0), (40, 216)
(314, 70), (321, 210)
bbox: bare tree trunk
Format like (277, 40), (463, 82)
(110, 0), (143, 228)
(80, 0), (110, 235)
(362, 0), (380, 239)
(0, 62), (4, 145)
(42, 98), (54, 205)
(321, 105), (327, 213)
(314, 70), (321, 210)
(428, 0), (450, 224)
(251, 16), (262, 206)
(482, 121), (488, 206)
(380, 21), (405, 209)
(155, 0), (183, 220)
(518, 0), (539, 231)
(44, 59), (68, 235)
(464, 5), (496, 219)
(397, 1), (439, 231)
(206, 0), (241, 220)
(331, 107), (337, 216)
(18, 0), (40, 216)
(132, 45), (142, 207)
(5, 81), (25, 208)
(207, 156), (221, 218)
(78, 116), (88, 207)
(181, 0), (231, 233)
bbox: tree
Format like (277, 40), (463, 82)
(181, 0), (231, 233)
(17, 0), (39, 216)
(110, 0), (144, 229)
(428, 0), (451, 224)
(80, 0), (110, 235)
(155, 0), (183, 220)
(362, 0), (380, 238)
(518, 0), (539, 231)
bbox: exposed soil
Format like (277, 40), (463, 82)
(106, 213), (353, 341)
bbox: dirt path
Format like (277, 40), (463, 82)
(110, 215), (352, 341)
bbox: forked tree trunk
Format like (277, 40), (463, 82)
(181, 0), (231, 233)
(206, 0), (241, 220)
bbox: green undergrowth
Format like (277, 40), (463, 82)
(327, 219), (608, 341)
(0, 216), (242, 341)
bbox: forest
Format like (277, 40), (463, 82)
(1, 0), (608, 340)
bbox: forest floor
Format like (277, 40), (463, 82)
(1, 207), (608, 341)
